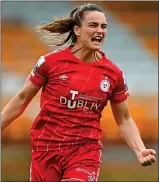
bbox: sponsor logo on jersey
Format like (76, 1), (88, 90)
(59, 75), (68, 80)
(100, 77), (110, 92)
(60, 90), (101, 110)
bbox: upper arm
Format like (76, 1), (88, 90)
(17, 55), (48, 104)
(17, 76), (41, 104)
(109, 69), (130, 125)
(110, 71), (129, 104)
(110, 100), (131, 126)
(18, 54), (49, 100)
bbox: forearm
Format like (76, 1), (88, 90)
(1, 95), (29, 131)
(118, 118), (146, 155)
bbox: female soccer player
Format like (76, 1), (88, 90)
(1, 3), (156, 182)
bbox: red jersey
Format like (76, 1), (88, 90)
(29, 46), (128, 151)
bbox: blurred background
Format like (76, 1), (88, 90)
(1, 1), (158, 181)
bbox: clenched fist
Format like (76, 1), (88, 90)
(137, 149), (156, 167)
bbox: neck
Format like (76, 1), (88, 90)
(70, 44), (102, 63)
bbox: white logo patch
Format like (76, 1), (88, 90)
(59, 75), (68, 80)
(33, 56), (45, 72)
(100, 77), (110, 92)
(123, 74), (128, 88)
(76, 168), (95, 182)
(36, 56), (45, 67)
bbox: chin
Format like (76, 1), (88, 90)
(90, 43), (102, 51)
(90, 46), (101, 51)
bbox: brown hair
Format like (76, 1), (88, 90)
(35, 3), (105, 46)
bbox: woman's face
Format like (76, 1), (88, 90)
(74, 11), (107, 51)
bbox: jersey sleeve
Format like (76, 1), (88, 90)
(29, 56), (47, 87)
(110, 72), (129, 103)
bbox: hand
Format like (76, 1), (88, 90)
(137, 149), (156, 167)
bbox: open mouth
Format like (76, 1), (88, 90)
(91, 36), (102, 44)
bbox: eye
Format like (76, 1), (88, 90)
(89, 24), (96, 28)
(101, 24), (107, 29)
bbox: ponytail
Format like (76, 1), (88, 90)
(35, 17), (76, 46)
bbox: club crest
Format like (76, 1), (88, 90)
(100, 77), (110, 92)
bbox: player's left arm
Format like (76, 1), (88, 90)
(110, 100), (156, 167)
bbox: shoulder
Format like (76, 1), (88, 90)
(103, 55), (123, 76)
(43, 47), (68, 61)
(35, 47), (69, 71)
(104, 57), (128, 88)
(99, 50), (123, 74)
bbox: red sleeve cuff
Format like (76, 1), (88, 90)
(29, 74), (45, 87)
(110, 90), (129, 103)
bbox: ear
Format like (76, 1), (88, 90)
(73, 25), (81, 36)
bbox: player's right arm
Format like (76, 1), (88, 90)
(1, 54), (48, 131)
(1, 76), (41, 131)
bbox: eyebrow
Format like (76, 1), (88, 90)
(88, 22), (107, 26)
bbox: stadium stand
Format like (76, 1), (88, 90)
(102, 2), (158, 58)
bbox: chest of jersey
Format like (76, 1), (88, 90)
(43, 60), (116, 111)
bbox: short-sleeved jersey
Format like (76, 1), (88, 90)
(29, 46), (128, 151)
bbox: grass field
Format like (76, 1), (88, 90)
(1, 143), (158, 181)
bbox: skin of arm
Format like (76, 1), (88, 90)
(110, 100), (156, 167)
(1, 76), (41, 131)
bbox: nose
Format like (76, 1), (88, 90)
(96, 26), (103, 33)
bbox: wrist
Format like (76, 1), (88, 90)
(135, 147), (146, 156)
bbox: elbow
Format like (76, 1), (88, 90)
(117, 117), (133, 127)
(16, 92), (30, 108)
(17, 93), (27, 105)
